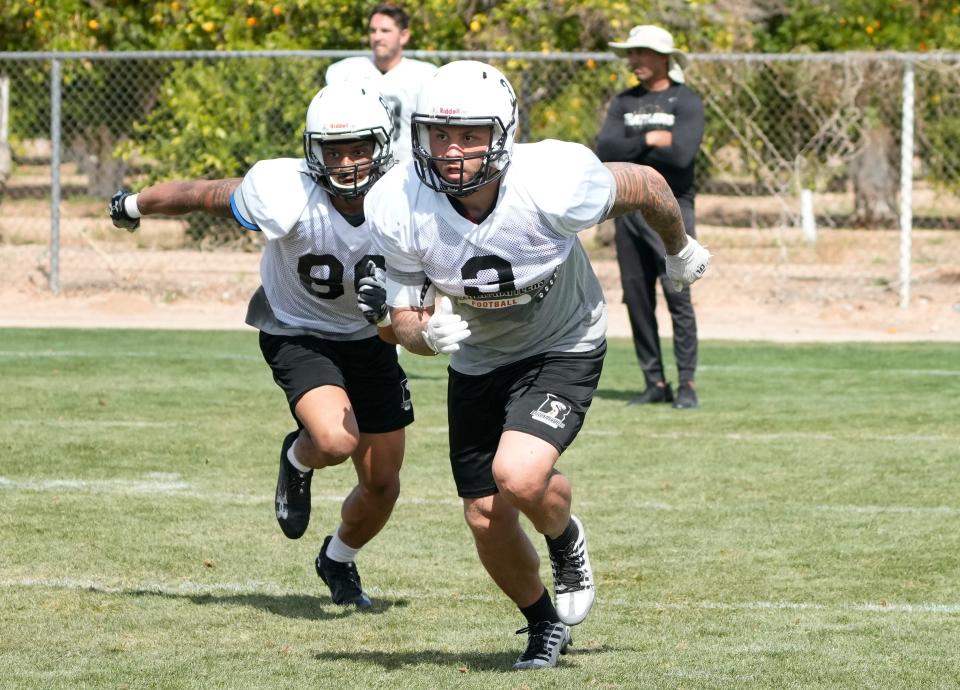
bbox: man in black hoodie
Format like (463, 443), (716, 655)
(596, 24), (705, 409)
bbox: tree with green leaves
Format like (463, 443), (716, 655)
(6, 0), (957, 232)
(751, 0), (960, 225)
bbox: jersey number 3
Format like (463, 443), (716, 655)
(297, 254), (384, 299)
(462, 255), (516, 296)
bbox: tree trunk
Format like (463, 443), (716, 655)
(851, 125), (898, 228)
(73, 125), (127, 198)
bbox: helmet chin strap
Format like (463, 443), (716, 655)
(330, 173), (370, 191)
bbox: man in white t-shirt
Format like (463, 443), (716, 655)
(325, 4), (437, 166)
(367, 60), (711, 670)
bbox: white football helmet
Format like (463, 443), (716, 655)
(303, 82), (394, 198)
(411, 60), (518, 196)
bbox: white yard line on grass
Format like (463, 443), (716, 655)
(0, 476), (194, 493)
(2, 476), (954, 514)
(700, 364), (960, 377)
(583, 430), (955, 443)
(3, 577), (959, 614)
(0, 350), (261, 361)
(0, 475), (462, 506)
(815, 504), (960, 515)
(4, 419), (181, 429)
(2, 351), (957, 376)
(12, 421), (947, 443)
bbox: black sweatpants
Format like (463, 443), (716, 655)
(614, 197), (698, 386)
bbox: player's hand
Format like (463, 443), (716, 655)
(109, 190), (140, 232)
(422, 296), (470, 354)
(665, 236), (711, 292)
(357, 260), (389, 326)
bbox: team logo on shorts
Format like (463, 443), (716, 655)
(530, 394), (570, 429)
(400, 378), (412, 412)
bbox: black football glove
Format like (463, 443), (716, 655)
(357, 260), (389, 326)
(109, 189), (140, 232)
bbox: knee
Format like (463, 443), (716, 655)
(492, 467), (546, 509)
(463, 499), (497, 540)
(362, 473), (400, 506)
(300, 428), (357, 466)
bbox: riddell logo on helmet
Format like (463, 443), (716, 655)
(438, 107), (461, 115)
(328, 123), (349, 129)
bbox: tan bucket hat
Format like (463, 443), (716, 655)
(609, 25), (688, 83)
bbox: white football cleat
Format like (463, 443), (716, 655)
(548, 514), (595, 625)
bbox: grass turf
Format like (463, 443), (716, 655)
(1, 329), (958, 688)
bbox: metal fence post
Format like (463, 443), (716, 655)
(0, 75), (9, 142)
(49, 57), (62, 294)
(1, 49), (957, 305)
(518, 69), (530, 144)
(899, 60), (914, 309)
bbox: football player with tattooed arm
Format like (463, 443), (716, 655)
(365, 60), (710, 670)
(108, 83), (412, 610)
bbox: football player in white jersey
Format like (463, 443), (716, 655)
(325, 4), (437, 166)
(108, 83), (413, 610)
(366, 60), (711, 669)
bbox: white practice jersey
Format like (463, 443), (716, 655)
(367, 140), (616, 375)
(325, 56), (437, 166)
(231, 158), (380, 340)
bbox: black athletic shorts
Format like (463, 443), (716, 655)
(446, 342), (606, 498)
(259, 331), (413, 434)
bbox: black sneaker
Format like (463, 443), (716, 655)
(673, 382), (699, 409)
(627, 382), (674, 406)
(315, 535), (372, 608)
(275, 430), (312, 539)
(548, 515), (595, 625)
(513, 621), (572, 669)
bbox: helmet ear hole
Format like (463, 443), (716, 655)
(410, 60), (518, 197)
(302, 82), (395, 199)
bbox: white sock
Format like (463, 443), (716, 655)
(325, 529), (361, 563)
(286, 438), (312, 474)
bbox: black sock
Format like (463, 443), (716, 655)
(519, 588), (560, 625)
(545, 517), (578, 552)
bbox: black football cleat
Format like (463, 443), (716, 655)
(513, 621), (572, 669)
(316, 535), (372, 609)
(275, 430), (312, 539)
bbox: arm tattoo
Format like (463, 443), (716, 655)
(139, 178), (241, 218)
(198, 179), (242, 217)
(604, 162), (687, 254)
(606, 162), (650, 218)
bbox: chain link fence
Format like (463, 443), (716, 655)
(1, 50), (958, 313)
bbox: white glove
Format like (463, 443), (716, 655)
(665, 236), (711, 292)
(422, 296), (470, 354)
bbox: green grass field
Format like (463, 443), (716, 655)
(1, 328), (959, 689)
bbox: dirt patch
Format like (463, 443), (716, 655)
(2, 251), (957, 342)
(3, 204), (959, 341)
